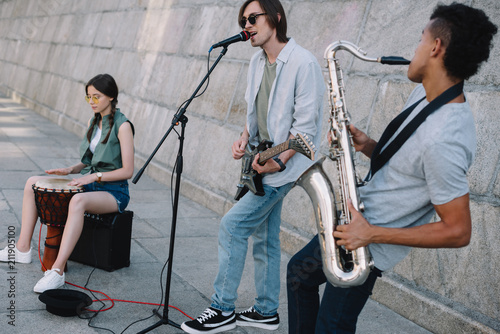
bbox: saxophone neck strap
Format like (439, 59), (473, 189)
(365, 81), (464, 182)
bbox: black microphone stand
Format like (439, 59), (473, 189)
(134, 45), (230, 333)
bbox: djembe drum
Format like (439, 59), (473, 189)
(33, 178), (84, 271)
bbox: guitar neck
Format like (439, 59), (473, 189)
(258, 140), (290, 163)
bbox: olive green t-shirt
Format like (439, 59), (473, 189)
(255, 57), (277, 142)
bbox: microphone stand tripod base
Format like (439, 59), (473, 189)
(136, 309), (180, 332)
(153, 309), (180, 328)
(136, 310), (181, 333)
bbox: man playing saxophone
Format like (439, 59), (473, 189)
(287, 3), (497, 333)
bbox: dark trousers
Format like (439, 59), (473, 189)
(287, 235), (382, 334)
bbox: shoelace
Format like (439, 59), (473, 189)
(197, 308), (218, 323)
(240, 307), (254, 314)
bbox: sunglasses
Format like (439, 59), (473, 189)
(240, 13), (267, 29)
(85, 95), (101, 104)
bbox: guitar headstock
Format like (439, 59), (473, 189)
(290, 133), (315, 160)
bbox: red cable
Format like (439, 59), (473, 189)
(37, 224), (194, 320)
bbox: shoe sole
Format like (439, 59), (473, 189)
(236, 320), (279, 330)
(180, 322), (236, 333)
(0, 259), (32, 264)
(0, 254), (32, 264)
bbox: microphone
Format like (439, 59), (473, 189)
(210, 31), (250, 51)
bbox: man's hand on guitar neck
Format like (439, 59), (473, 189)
(252, 153), (281, 174)
(251, 133), (296, 174)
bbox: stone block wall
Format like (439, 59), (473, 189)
(0, 0), (499, 332)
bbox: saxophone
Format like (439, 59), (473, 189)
(295, 41), (410, 287)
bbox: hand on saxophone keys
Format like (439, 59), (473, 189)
(328, 123), (377, 158)
(333, 199), (373, 250)
(348, 125), (378, 158)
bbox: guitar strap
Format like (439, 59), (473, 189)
(365, 81), (464, 182)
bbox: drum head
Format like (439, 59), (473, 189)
(34, 178), (83, 192)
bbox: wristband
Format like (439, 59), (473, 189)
(273, 157), (286, 172)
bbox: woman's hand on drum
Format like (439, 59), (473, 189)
(68, 174), (95, 187)
(45, 167), (72, 175)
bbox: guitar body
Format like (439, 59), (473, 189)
(234, 141), (273, 201)
(234, 134), (315, 201)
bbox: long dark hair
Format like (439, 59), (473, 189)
(239, 0), (288, 44)
(85, 74), (118, 144)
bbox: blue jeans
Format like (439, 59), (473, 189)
(83, 180), (130, 213)
(211, 182), (293, 316)
(287, 235), (382, 333)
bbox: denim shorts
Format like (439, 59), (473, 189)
(83, 180), (130, 213)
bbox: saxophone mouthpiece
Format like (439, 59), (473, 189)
(379, 56), (411, 65)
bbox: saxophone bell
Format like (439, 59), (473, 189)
(295, 158), (373, 287)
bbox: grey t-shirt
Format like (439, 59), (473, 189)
(359, 84), (476, 271)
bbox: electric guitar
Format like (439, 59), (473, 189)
(234, 133), (315, 200)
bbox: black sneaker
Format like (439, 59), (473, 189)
(181, 307), (236, 333)
(236, 307), (279, 330)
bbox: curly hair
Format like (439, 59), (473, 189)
(430, 2), (497, 80)
(85, 74), (119, 144)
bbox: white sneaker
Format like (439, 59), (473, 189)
(0, 245), (32, 264)
(33, 268), (65, 293)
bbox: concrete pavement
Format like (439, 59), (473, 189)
(0, 92), (431, 333)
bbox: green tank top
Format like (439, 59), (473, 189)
(79, 109), (133, 174)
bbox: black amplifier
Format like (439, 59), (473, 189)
(69, 210), (133, 272)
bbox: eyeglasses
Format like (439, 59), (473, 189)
(240, 13), (267, 29)
(85, 95), (100, 104)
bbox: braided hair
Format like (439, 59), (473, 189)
(85, 74), (119, 144)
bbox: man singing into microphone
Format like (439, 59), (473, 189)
(181, 0), (325, 333)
